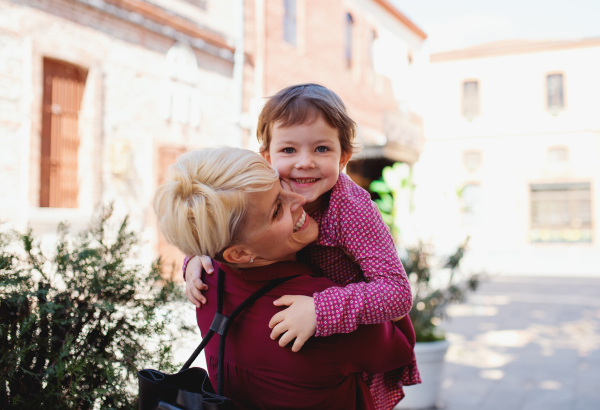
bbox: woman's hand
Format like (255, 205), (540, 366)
(268, 295), (316, 352)
(185, 255), (214, 308)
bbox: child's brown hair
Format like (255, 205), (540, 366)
(257, 83), (357, 156)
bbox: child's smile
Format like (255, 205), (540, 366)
(265, 116), (350, 215)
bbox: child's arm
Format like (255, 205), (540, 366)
(183, 255), (214, 308)
(312, 199), (412, 337)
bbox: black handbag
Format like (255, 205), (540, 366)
(138, 268), (297, 410)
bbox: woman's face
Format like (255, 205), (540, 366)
(225, 181), (318, 266)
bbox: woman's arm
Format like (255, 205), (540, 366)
(336, 316), (416, 375)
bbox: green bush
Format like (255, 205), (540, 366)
(0, 206), (189, 409)
(401, 239), (480, 342)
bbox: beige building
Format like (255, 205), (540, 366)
(412, 39), (600, 276)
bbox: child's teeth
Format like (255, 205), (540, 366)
(296, 179), (316, 183)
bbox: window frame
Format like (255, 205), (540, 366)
(545, 71), (566, 114)
(345, 13), (354, 69)
(461, 79), (480, 120)
(283, 0), (297, 46)
(460, 182), (483, 227)
(528, 181), (594, 244)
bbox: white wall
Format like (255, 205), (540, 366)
(413, 43), (600, 277)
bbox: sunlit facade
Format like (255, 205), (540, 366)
(413, 39), (600, 276)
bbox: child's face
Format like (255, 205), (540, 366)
(264, 116), (350, 210)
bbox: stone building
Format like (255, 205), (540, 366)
(0, 0), (426, 274)
(413, 39), (600, 276)
(0, 0), (243, 272)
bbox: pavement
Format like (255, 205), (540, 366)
(437, 276), (600, 410)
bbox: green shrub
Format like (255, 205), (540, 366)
(0, 205), (189, 409)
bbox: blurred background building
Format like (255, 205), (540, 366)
(0, 0), (427, 275)
(412, 38), (600, 276)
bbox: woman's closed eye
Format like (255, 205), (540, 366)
(273, 201), (282, 219)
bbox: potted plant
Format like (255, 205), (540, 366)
(370, 164), (481, 409)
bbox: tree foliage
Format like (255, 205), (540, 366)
(0, 205), (188, 409)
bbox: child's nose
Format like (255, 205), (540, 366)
(295, 152), (315, 169)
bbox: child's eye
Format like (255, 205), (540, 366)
(282, 147), (295, 154)
(315, 146), (329, 153)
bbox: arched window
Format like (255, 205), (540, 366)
(160, 42), (202, 127)
(345, 13), (354, 69)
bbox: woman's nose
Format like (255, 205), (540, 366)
(283, 190), (306, 212)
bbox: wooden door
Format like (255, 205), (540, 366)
(40, 58), (88, 208)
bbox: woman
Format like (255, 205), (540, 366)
(154, 147), (416, 409)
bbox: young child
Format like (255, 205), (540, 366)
(183, 83), (420, 410)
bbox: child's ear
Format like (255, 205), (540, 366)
(339, 152), (351, 173)
(260, 145), (272, 164)
(222, 245), (252, 265)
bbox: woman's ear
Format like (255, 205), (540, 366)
(339, 152), (351, 173)
(222, 245), (252, 265)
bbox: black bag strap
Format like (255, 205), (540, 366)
(179, 268), (298, 396)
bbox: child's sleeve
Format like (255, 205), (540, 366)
(312, 198), (413, 337)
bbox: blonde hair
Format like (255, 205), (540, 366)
(154, 147), (279, 261)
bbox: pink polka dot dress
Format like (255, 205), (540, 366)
(297, 172), (421, 410)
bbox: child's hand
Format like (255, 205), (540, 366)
(185, 255), (214, 308)
(268, 295), (316, 352)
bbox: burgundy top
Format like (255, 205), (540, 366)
(195, 261), (416, 410)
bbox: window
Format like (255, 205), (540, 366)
(40, 58), (88, 208)
(368, 30), (377, 69)
(546, 73), (564, 113)
(530, 183), (592, 243)
(461, 184), (482, 226)
(547, 147), (568, 164)
(462, 80), (480, 120)
(160, 42), (202, 127)
(283, 0), (297, 45)
(345, 13), (354, 69)
(463, 151), (482, 171)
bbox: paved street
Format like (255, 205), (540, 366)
(438, 276), (600, 410)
